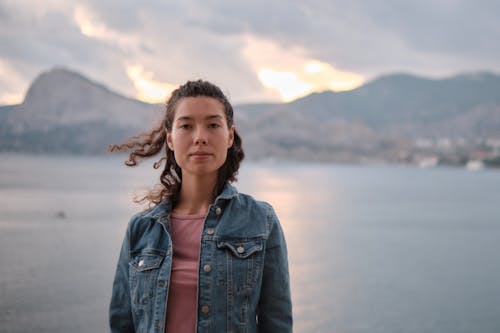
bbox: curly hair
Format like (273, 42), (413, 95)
(108, 80), (245, 206)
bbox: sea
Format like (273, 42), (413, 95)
(0, 153), (499, 333)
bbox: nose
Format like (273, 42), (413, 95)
(194, 128), (208, 145)
(195, 137), (207, 145)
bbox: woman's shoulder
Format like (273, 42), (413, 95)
(220, 183), (274, 215)
(225, 187), (281, 230)
(126, 200), (171, 232)
(232, 191), (275, 215)
(215, 190), (279, 239)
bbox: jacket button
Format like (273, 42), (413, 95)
(237, 246), (245, 254)
(206, 228), (215, 235)
(215, 207), (222, 216)
(158, 280), (166, 287)
(203, 264), (212, 273)
(201, 305), (210, 313)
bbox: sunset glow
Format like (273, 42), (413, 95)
(242, 35), (364, 102)
(0, 93), (23, 105)
(257, 61), (364, 101)
(0, 58), (26, 105)
(74, 6), (108, 38)
(73, 5), (131, 46)
(126, 65), (176, 103)
(258, 69), (312, 102)
(302, 61), (364, 92)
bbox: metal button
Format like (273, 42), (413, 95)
(138, 259), (144, 267)
(203, 264), (212, 273)
(206, 228), (215, 235)
(158, 280), (166, 287)
(215, 207), (222, 216)
(236, 246), (245, 254)
(201, 305), (210, 314)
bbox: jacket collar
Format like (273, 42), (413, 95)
(215, 182), (239, 202)
(147, 182), (238, 221)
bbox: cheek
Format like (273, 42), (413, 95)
(170, 131), (188, 148)
(216, 134), (230, 151)
(217, 142), (230, 161)
(172, 150), (182, 165)
(169, 137), (187, 163)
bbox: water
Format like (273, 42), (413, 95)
(0, 154), (499, 333)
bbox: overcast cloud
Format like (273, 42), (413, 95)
(1, 0), (499, 105)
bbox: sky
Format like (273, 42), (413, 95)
(1, 0), (500, 105)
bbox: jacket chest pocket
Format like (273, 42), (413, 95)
(216, 238), (264, 296)
(129, 251), (165, 306)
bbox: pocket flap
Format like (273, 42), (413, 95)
(217, 239), (263, 259)
(130, 253), (164, 272)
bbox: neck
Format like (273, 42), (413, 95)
(174, 173), (218, 215)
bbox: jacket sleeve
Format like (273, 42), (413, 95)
(257, 207), (293, 333)
(109, 221), (135, 333)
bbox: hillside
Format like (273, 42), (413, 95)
(1, 67), (499, 166)
(0, 68), (161, 154)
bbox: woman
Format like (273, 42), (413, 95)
(108, 80), (292, 333)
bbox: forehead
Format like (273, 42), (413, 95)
(174, 96), (226, 120)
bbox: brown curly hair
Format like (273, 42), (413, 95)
(108, 80), (245, 206)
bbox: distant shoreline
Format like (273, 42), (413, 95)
(1, 151), (498, 171)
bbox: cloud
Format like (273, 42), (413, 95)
(1, 0), (499, 105)
(0, 57), (26, 104)
(242, 35), (364, 101)
(185, 0), (500, 75)
(126, 64), (176, 103)
(0, 1), (138, 103)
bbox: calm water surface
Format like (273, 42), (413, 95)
(0, 154), (499, 333)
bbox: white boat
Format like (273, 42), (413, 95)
(465, 160), (484, 171)
(418, 156), (439, 168)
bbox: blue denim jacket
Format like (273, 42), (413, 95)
(109, 183), (293, 333)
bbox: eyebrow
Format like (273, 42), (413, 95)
(175, 115), (224, 122)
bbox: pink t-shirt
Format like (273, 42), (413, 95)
(165, 213), (206, 333)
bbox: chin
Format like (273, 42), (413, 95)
(185, 166), (219, 178)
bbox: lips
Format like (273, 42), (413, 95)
(189, 151), (212, 157)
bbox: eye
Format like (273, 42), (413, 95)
(179, 124), (191, 129)
(208, 123), (220, 129)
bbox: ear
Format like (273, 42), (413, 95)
(227, 125), (235, 148)
(166, 130), (174, 151)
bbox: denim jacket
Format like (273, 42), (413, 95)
(109, 183), (293, 333)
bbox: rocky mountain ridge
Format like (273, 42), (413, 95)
(1, 67), (499, 166)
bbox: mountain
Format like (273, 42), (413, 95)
(239, 72), (500, 138)
(234, 72), (500, 162)
(0, 68), (161, 154)
(1, 67), (500, 165)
